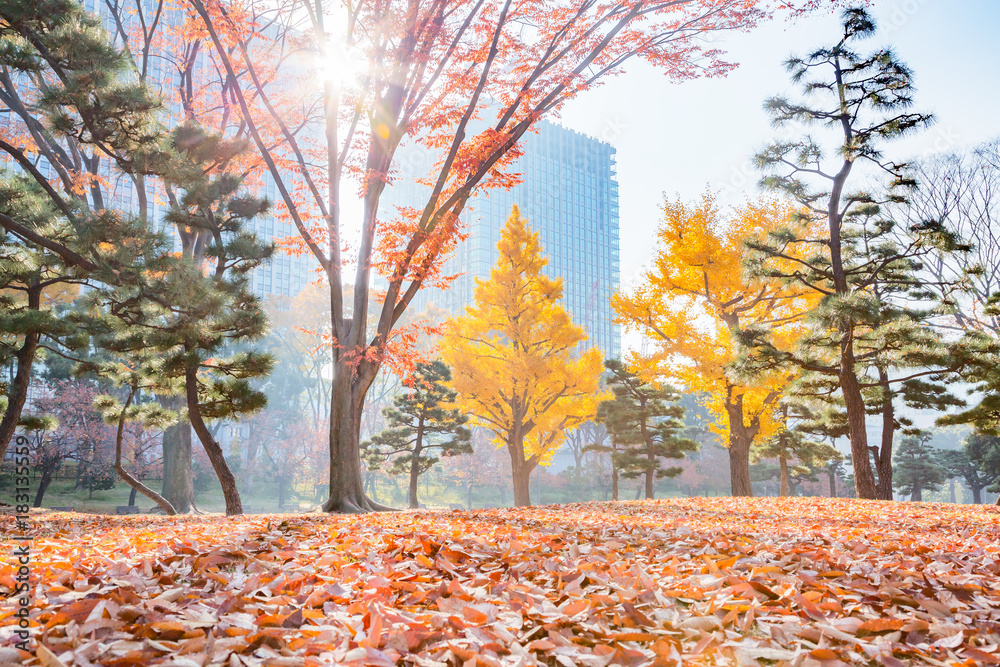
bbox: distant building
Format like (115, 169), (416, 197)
(382, 121), (621, 359)
(73, 0), (319, 299)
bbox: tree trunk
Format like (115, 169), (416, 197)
(828, 466), (837, 498)
(874, 370), (895, 500)
(114, 392), (176, 515)
(841, 363), (878, 499)
(278, 477), (286, 509)
(129, 486), (138, 506)
(409, 421), (424, 509)
(911, 487), (921, 502)
(611, 461), (618, 501)
(322, 359), (389, 513)
(32, 470), (52, 508)
(244, 432), (259, 496)
(727, 427), (753, 497)
(725, 393), (755, 497)
(160, 396), (194, 513)
(506, 431), (535, 506)
(512, 463), (531, 506)
(0, 287), (41, 463)
(185, 365), (242, 515)
(973, 485), (982, 504)
(779, 455), (790, 497)
(535, 465), (541, 505)
(639, 413), (654, 500)
(949, 478), (956, 504)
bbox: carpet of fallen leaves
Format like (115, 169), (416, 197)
(3, 497), (1000, 667)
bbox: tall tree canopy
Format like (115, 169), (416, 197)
(442, 206), (603, 507)
(0, 0), (169, 462)
(741, 7), (970, 499)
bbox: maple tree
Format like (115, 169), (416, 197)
(21, 381), (112, 507)
(361, 361), (472, 509)
(441, 207), (603, 506)
(596, 359), (695, 499)
(611, 193), (813, 496)
(179, 0), (840, 512)
(742, 7), (977, 500)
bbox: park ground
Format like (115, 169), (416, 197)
(2, 497), (1000, 666)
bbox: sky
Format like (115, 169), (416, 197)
(553, 0), (1000, 290)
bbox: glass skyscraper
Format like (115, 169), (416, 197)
(383, 121), (621, 359)
(74, 0), (319, 299)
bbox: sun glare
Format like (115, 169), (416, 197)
(317, 39), (367, 87)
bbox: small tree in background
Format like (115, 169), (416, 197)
(893, 435), (947, 501)
(597, 359), (697, 500)
(441, 428), (513, 509)
(960, 433), (1000, 504)
(584, 425), (621, 501)
(753, 403), (842, 497)
(361, 361), (472, 509)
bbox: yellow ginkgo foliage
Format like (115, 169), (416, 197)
(612, 192), (816, 496)
(441, 206), (604, 506)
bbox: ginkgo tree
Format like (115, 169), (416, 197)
(441, 206), (604, 507)
(185, 0), (839, 512)
(611, 194), (815, 496)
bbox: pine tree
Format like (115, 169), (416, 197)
(892, 435), (947, 501)
(596, 359), (696, 500)
(753, 403), (841, 497)
(442, 206), (604, 506)
(741, 7), (968, 500)
(86, 124), (274, 516)
(361, 361), (472, 509)
(0, 0), (169, 461)
(959, 432), (1000, 504)
(938, 447), (992, 505)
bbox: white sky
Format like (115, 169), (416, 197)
(554, 0), (1000, 291)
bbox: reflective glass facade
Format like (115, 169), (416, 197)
(383, 121), (621, 359)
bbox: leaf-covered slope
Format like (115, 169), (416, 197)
(2, 497), (1000, 666)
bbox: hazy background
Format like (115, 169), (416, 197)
(555, 0), (1000, 301)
